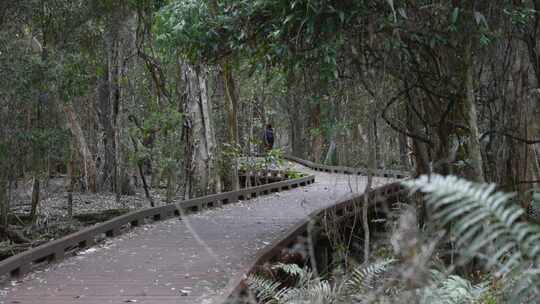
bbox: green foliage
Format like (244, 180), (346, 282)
(346, 259), (396, 294)
(247, 259), (396, 304)
(155, 0), (220, 62)
(217, 142), (242, 188)
(265, 148), (284, 168)
(404, 175), (540, 302)
(155, 0), (365, 80)
(504, 7), (536, 28)
(129, 105), (184, 174)
(52, 53), (90, 102)
(247, 260), (495, 304)
(285, 170), (305, 180)
(247, 264), (335, 304)
(247, 274), (286, 304)
(528, 191), (540, 223)
(417, 270), (488, 304)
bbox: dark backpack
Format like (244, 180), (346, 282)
(265, 128), (274, 143)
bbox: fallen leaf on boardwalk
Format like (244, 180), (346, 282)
(78, 247), (97, 255)
(179, 289), (190, 296)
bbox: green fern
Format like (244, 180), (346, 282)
(279, 280), (336, 304)
(271, 263), (307, 278)
(403, 174), (540, 302)
(527, 191), (540, 223)
(416, 270), (488, 304)
(247, 260), (397, 304)
(271, 263), (313, 288)
(246, 273), (284, 304)
(246, 271), (336, 304)
(346, 259), (396, 293)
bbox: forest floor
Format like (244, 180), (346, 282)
(2, 178), (162, 260)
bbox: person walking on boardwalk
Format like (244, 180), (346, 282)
(263, 124), (274, 152)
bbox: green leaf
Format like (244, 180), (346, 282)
(451, 7), (460, 24)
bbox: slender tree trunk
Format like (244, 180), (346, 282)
(166, 168), (175, 204)
(363, 118), (376, 263)
(63, 102), (98, 192)
(285, 72), (304, 157)
(463, 42), (485, 182)
(130, 135), (154, 207)
(324, 139), (336, 165)
(373, 119), (382, 168)
(221, 61), (240, 191)
(97, 75), (113, 190)
(30, 177), (40, 223)
(311, 103), (324, 162)
(399, 131), (409, 169)
(0, 173), (8, 230)
(30, 39), (47, 225)
(66, 150), (74, 219)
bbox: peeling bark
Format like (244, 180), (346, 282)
(182, 64), (221, 198)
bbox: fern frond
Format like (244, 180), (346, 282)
(271, 263), (307, 278)
(417, 270), (488, 304)
(403, 175), (540, 270)
(247, 265), (334, 304)
(280, 280), (336, 304)
(346, 259), (396, 293)
(246, 273), (285, 304)
(404, 175), (540, 301)
(502, 266), (540, 303)
(271, 263), (314, 288)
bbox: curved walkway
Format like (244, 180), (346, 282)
(0, 163), (393, 304)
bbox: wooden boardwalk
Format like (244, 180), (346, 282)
(0, 164), (392, 304)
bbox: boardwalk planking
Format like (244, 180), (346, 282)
(0, 164), (393, 304)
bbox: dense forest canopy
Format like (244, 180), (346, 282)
(1, 0), (540, 302)
(1, 0), (540, 218)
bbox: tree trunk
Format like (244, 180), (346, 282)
(0, 173), (7, 230)
(373, 119), (382, 168)
(399, 131), (410, 169)
(97, 7), (135, 201)
(63, 102), (98, 192)
(324, 139), (336, 165)
(30, 177), (40, 224)
(504, 40), (540, 207)
(363, 117), (377, 263)
(463, 42), (485, 183)
(221, 61), (240, 191)
(311, 103), (324, 162)
(285, 72), (305, 157)
(66, 152), (74, 219)
(96, 75), (113, 191)
(182, 64), (221, 198)
(130, 135), (154, 207)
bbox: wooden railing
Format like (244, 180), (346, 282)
(0, 171), (315, 279)
(219, 157), (410, 303)
(284, 155), (410, 179)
